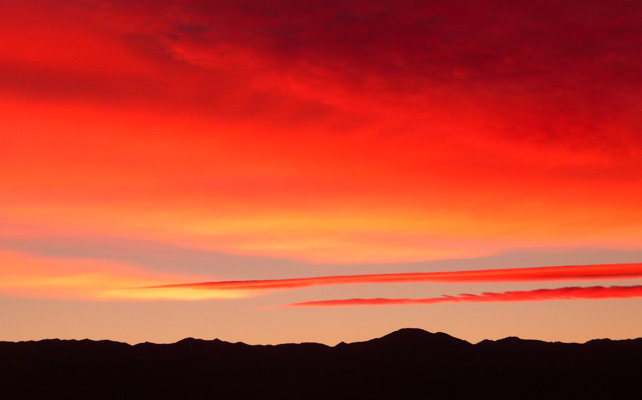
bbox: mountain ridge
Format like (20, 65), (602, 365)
(2, 328), (642, 399)
(6, 327), (640, 347)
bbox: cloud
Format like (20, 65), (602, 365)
(0, 250), (244, 300)
(2, 0), (642, 263)
(91, 0), (642, 150)
(148, 263), (642, 291)
(274, 285), (642, 308)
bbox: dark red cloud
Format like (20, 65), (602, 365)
(5, 0), (641, 156)
(277, 285), (642, 308)
(89, 0), (642, 150)
(149, 263), (642, 291)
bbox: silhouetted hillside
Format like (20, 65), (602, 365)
(2, 329), (641, 399)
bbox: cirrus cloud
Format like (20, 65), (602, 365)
(273, 285), (642, 308)
(148, 263), (642, 292)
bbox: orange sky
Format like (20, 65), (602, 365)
(1, 0), (641, 345)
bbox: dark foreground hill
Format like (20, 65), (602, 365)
(2, 328), (641, 399)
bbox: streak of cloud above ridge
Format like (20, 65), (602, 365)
(271, 285), (642, 308)
(147, 263), (642, 292)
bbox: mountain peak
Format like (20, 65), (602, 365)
(380, 328), (469, 344)
(357, 328), (473, 352)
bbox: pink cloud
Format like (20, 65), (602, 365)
(275, 284), (642, 308)
(149, 263), (642, 291)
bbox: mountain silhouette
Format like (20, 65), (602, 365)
(2, 328), (641, 399)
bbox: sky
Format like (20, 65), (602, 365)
(1, 0), (642, 345)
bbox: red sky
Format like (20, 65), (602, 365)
(1, 0), (641, 345)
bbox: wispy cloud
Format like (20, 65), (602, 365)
(148, 263), (642, 292)
(0, 250), (245, 300)
(272, 285), (642, 308)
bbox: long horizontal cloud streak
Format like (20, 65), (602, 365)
(148, 263), (642, 291)
(278, 285), (642, 308)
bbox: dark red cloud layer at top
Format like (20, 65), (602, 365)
(276, 284), (642, 308)
(91, 0), (642, 149)
(8, 0), (640, 150)
(149, 263), (642, 291)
